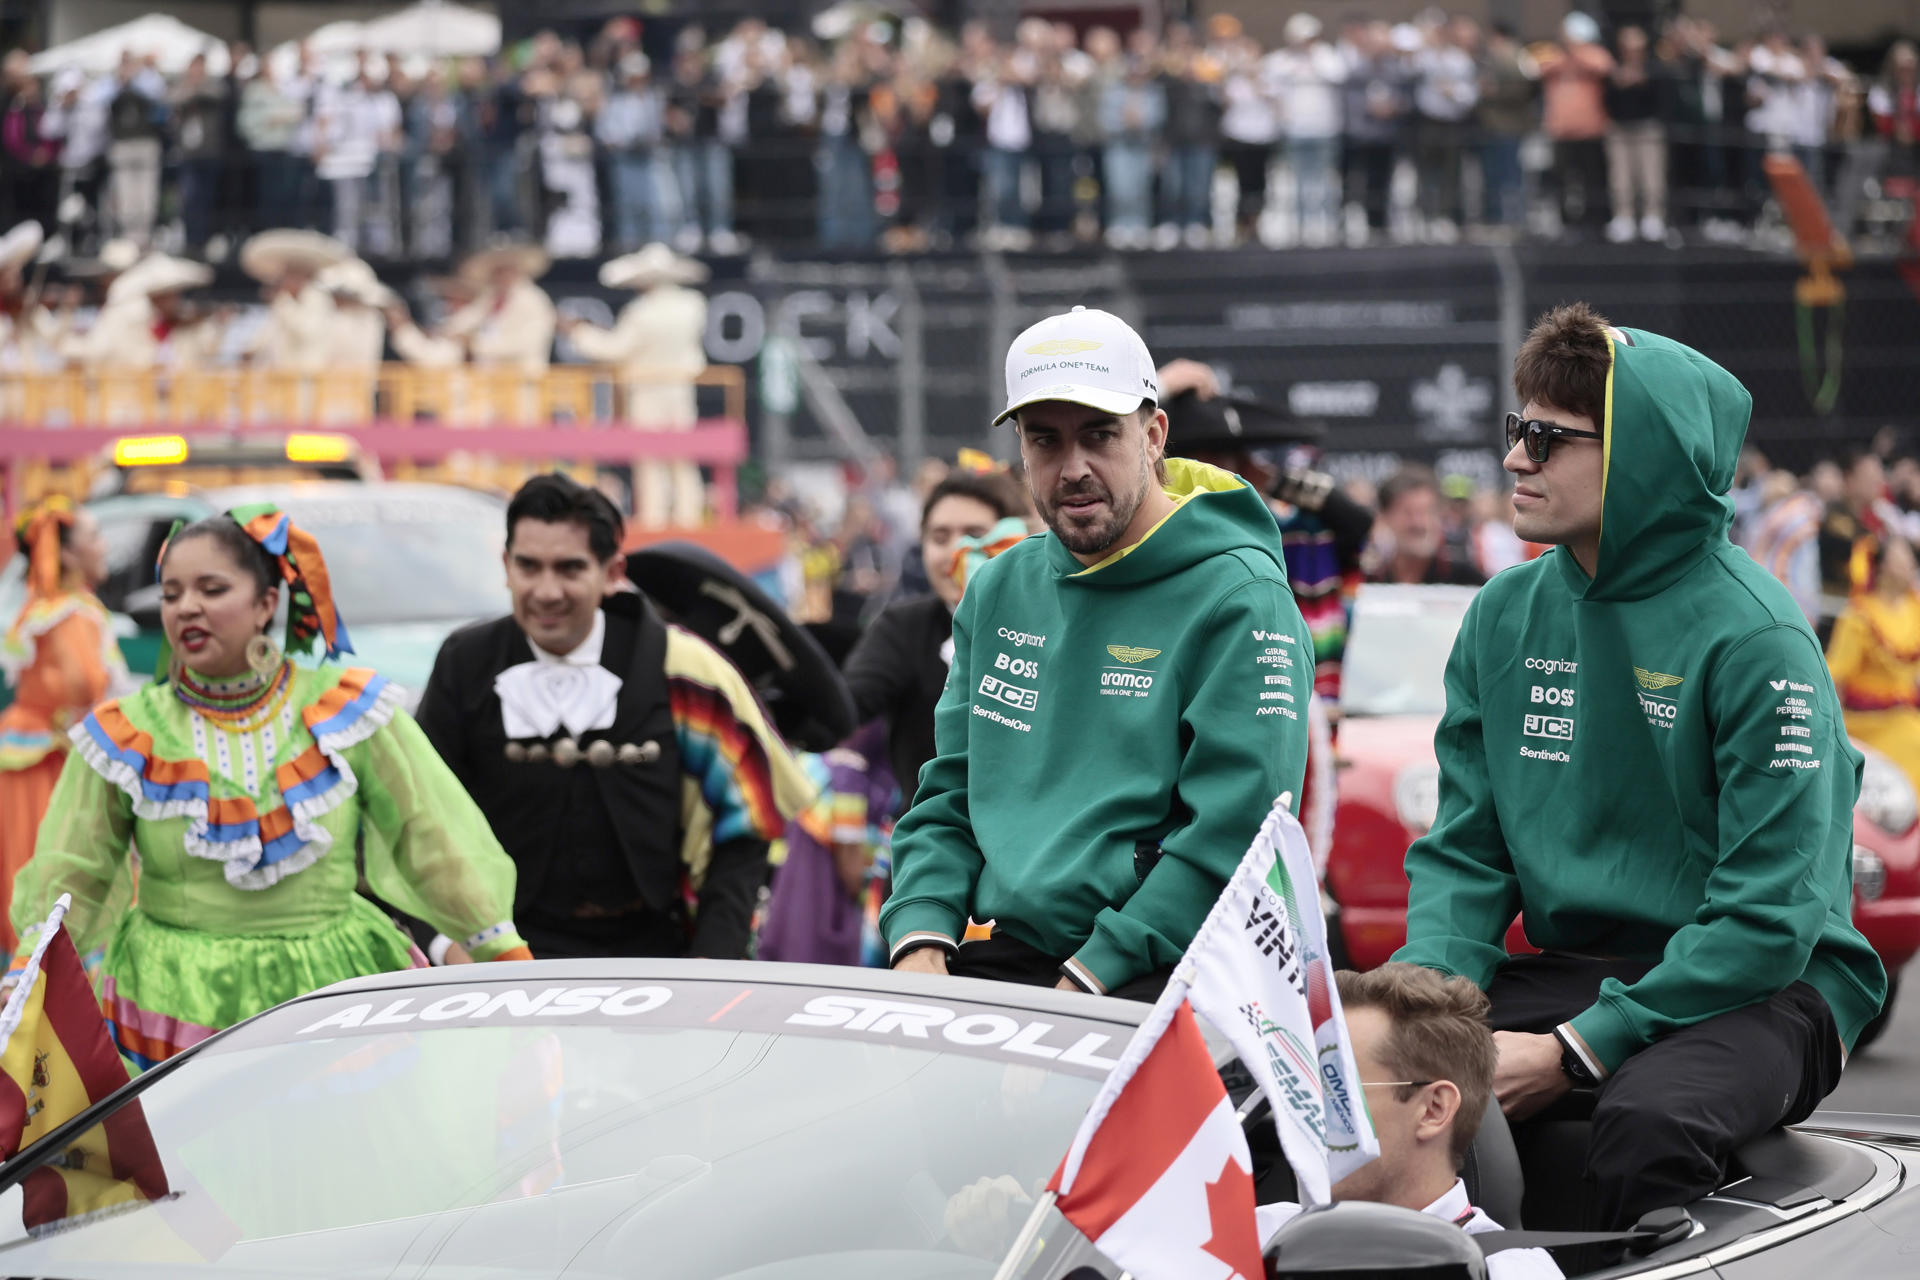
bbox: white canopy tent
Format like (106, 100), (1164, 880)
(28, 14), (230, 77)
(358, 2), (500, 58)
(267, 3), (500, 84)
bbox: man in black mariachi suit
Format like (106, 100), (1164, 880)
(415, 474), (810, 960)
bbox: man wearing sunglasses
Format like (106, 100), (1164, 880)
(1394, 303), (1886, 1232)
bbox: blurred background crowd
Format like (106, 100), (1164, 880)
(3, 5), (1916, 264)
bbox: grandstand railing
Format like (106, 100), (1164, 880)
(0, 364), (749, 519)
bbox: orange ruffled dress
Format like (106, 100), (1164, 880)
(0, 591), (129, 952)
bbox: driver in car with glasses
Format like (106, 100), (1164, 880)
(1394, 302), (1886, 1232)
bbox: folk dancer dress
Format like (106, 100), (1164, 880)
(0, 502), (132, 954)
(10, 504), (531, 1069)
(1827, 587), (1920, 791)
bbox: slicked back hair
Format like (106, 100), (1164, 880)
(507, 473), (625, 563)
(1335, 964), (1499, 1170)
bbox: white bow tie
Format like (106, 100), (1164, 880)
(495, 660), (623, 740)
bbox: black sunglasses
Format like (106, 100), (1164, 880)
(1505, 411), (1603, 463)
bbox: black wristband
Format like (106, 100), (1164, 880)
(1553, 1026), (1600, 1087)
(890, 936), (956, 966)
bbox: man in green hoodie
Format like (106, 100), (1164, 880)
(881, 306), (1312, 998)
(1395, 303), (1886, 1231)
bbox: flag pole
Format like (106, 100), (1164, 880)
(989, 1189), (1058, 1280)
(0, 895), (70, 1048)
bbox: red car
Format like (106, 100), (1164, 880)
(1327, 583), (1920, 1050)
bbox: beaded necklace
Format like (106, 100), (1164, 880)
(174, 662), (294, 734)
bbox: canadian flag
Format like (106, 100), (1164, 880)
(1045, 997), (1263, 1280)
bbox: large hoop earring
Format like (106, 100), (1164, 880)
(246, 634), (283, 679)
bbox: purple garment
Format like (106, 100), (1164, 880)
(757, 722), (896, 967)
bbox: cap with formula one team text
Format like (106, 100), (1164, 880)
(993, 306), (1160, 426)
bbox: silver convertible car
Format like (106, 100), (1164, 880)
(0, 962), (1916, 1279)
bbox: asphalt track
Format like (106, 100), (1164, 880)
(1826, 960), (1920, 1117)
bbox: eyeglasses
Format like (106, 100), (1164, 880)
(1505, 411), (1603, 463)
(1359, 1080), (1436, 1089)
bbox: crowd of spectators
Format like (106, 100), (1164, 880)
(1, 10), (1916, 262)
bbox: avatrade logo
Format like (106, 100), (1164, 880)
(1770, 679), (1814, 693)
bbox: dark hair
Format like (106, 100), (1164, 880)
(163, 517), (279, 595)
(1377, 464), (1440, 515)
(921, 471), (1022, 528)
(1335, 964), (1498, 1170)
(14, 515), (73, 560)
(507, 472), (625, 561)
(1514, 302), (1614, 429)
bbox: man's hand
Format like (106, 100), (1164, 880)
(1156, 358), (1219, 401)
(1492, 1030), (1573, 1121)
(945, 1174), (1035, 1261)
(893, 946), (950, 977)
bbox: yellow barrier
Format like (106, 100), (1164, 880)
(0, 364), (747, 429)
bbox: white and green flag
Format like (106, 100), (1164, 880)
(1181, 795), (1378, 1205)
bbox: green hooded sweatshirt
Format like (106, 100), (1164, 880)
(1394, 328), (1887, 1069)
(881, 458), (1313, 992)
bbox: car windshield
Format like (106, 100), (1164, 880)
(271, 490), (509, 625)
(1339, 585), (1478, 718)
(0, 978), (1115, 1279)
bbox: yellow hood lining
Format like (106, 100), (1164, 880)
(1070, 457), (1248, 577)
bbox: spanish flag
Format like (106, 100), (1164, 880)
(0, 896), (168, 1230)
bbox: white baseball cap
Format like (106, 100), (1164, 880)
(994, 306), (1159, 426)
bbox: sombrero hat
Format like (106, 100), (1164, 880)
(0, 221), (44, 274)
(459, 240), (551, 284)
(600, 243), (709, 290)
(625, 541), (856, 752)
(106, 254), (214, 303)
(239, 229), (351, 282)
(316, 258), (396, 308)
(65, 238), (143, 279)
(1165, 389), (1324, 455)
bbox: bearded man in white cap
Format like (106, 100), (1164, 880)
(881, 306), (1314, 1000)
(560, 243), (709, 528)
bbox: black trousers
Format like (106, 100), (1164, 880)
(1487, 952), (1843, 1230)
(520, 903), (691, 960)
(949, 932), (1173, 1004)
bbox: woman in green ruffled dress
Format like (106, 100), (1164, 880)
(10, 504), (531, 1069)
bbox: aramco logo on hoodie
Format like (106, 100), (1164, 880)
(1634, 667), (1684, 730)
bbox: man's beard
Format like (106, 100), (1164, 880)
(1037, 475), (1143, 556)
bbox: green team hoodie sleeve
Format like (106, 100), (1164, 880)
(1566, 625), (1859, 1073)
(879, 587), (984, 961)
(1067, 578), (1311, 992)
(1394, 597), (1521, 989)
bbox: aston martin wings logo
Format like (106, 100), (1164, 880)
(1107, 645), (1162, 664)
(1025, 338), (1104, 356)
(1634, 667), (1684, 691)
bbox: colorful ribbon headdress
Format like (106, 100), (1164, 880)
(948, 517), (1031, 595)
(228, 503), (355, 661)
(13, 495), (76, 601)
